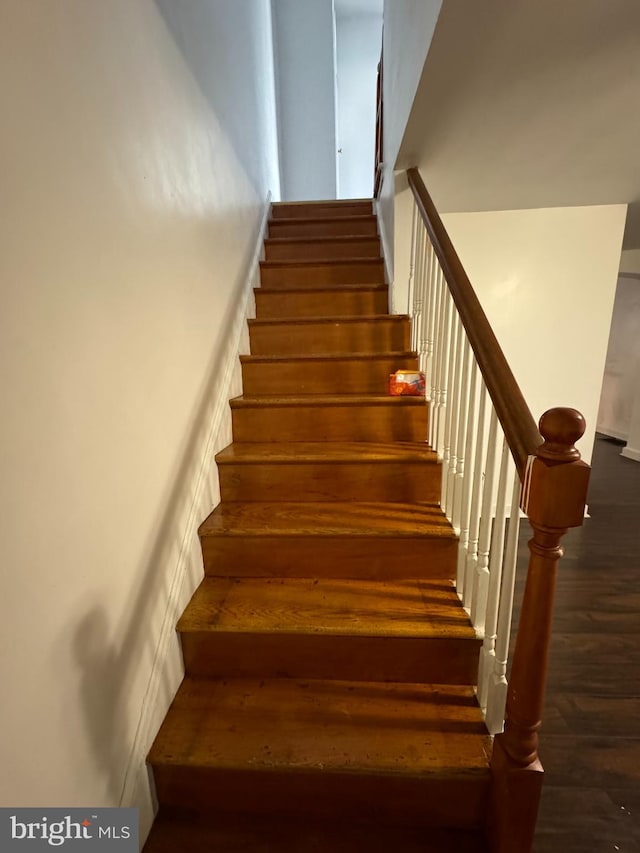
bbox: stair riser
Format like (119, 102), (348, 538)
(271, 202), (373, 219)
(268, 218), (378, 239)
(201, 535), (456, 579)
(260, 261), (384, 288)
(231, 403), (427, 442)
(264, 238), (381, 261)
(152, 766), (488, 829)
(249, 320), (410, 356)
(241, 355), (419, 396)
(218, 461), (441, 503)
(145, 817), (489, 853)
(181, 634), (479, 683)
(255, 288), (388, 319)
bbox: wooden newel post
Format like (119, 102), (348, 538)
(489, 407), (590, 853)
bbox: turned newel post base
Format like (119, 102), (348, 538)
(488, 408), (590, 853)
(489, 738), (544, 853)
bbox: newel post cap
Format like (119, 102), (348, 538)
(523, 408), (590, 530)
(536, 408), (586, 464)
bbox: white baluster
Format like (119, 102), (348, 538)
(429, 268), (444, 448)
(435, 287), (452, 460)
(419, 240), (432, 377)
(478, 436), (511, 712)
(441, 311), (459, 513)
(411, 223), (423, 352)
(452, 337), (472, 532)
(470, 406), (499, 633)
(463, 383), (487, 611)
(425, 245), (438, 409)
(485, 473), (522, 734)
(407, 202), (417, 318)
(444, 315), (464, 521)
(456, 358), (479, 595)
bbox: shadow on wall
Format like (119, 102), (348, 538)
(66, 213), (260, 813)
(154, 0), (277, 196)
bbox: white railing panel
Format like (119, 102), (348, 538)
(407, 213), (529, 736)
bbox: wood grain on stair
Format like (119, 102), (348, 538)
(271, 199), (373, 219)
(145, 197), (484, 849)
(268, 214), (379, 239)
(149, 677), (491, 825)
(265, 234), (381, 261)
(179, 578), (473, 637)
(179, 577), (480, 683)
(199, 500), (454, 538)
(215, 441), (441, 504)
(240, 351), (419, 396)
(259, 258), (385, 288)
(248, 315), (410, 356)
(199, 500), (456, 578)
(254, 284), (388, 318)
(230, 394), (427, 442)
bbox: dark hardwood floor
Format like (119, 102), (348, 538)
(517, 435), (640, 852)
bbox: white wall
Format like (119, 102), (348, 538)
(0, 0), (278, 838)
(335, 13), (382, 199)
(272, 0), (337, 200)
(444, 206), (627, 463)
(377, 0), (442, 275)
(391, 202), (626, 463)
(597, 276), (640, 441)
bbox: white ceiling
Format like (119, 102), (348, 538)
(335, 0), (383, 18)
(398, 0), (640, 247)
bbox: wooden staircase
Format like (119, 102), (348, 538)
(145, 199), (491, 851)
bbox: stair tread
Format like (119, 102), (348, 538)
(199, 501), (454, 538)
(149, 677), (492, 777)
(178, 577), (474, 639)
(215, 441), (437, 464)
(249, 314), (407, 326)
(230, 394), (425, 407)
(145, 814), (487, 852)
(240, 350), (418, 363)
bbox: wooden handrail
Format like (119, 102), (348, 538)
(374, 54), (383, 197)
(406, 167), (542, 476)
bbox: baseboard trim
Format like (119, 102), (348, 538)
(597, 426), (628, 442)
(118, 192), (272, 841)
(621, 445), (640, 462)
